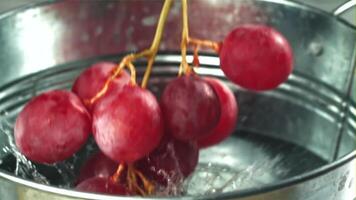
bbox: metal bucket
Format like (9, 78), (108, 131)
(0, 0), (355, 199)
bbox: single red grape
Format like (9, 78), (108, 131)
(92, 85), (164, 163)
(14, 90), (91, 164)
(220, 24), (293, 91)
(198, 78), (238, 148)
(72, 61), (130, 109)
(76, 152), (118, 184)
(76, 177), (129, 195)
(160, 75), (221, 141)
(136, 135), (198, 186)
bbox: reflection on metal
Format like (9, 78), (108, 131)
(16, 8), (57, 73)
(333, 0), (356, 16)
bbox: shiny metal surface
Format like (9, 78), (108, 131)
(333, 0), (356, 16)
(0, 0), (355, 199)
(0, 0), (354, 91)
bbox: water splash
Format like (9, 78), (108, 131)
(184, 155), (286, 196)
(0, 113), (97, 187)
(0, 114), (49, 184)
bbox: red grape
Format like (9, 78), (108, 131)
(76, 177), (129, 195)
(92, 85), (164, 163)
(198, 78), (238, 148)
(160, 75), (221, 141)
(77, 152), (117, 184)
(72, 62), (130, 109)
(219, 24), (293, 91)
(136, 135), (198, 186)
(14, 90), (91, 164)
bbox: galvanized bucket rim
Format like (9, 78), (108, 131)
(0, 147), (354, 200)
(0, 0), (354, 30)
(0, 0), (355, 199)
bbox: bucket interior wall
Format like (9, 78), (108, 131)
(337, 55), (356, 159)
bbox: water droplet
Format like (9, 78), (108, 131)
(308, 42), (323, 56)
(338, 175), (347, 191)
(142, 16), (157, 26)
(80, 33), (90, 43)
(95, 26), (103, 36)
(106, 3), (114, 10)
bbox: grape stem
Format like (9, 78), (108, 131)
(86, 60), (137, 105)
(179, 0), (190, 75)
(110, 163), (125, 183)
(110, 164), (155, 196)
(126, 164), (155, 196)
(86, 0), (173, 105)
(179, 0), (220, 75)
(141, 0), (173, 88)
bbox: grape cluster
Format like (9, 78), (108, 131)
(13, 0), (292, 197)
